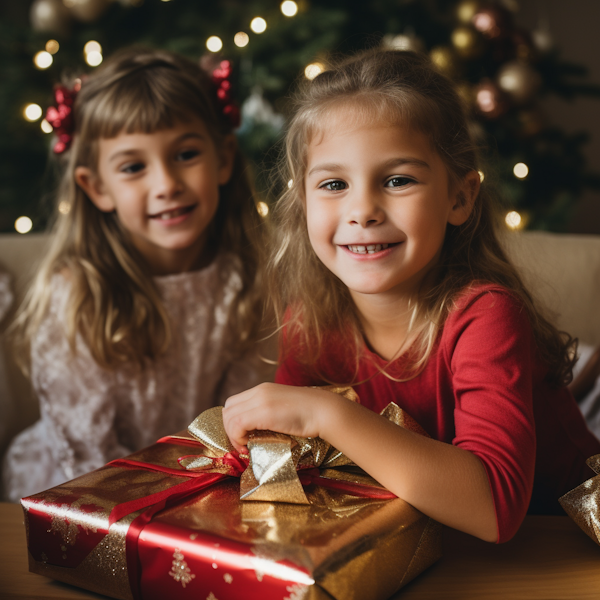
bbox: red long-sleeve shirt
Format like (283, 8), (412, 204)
(275, 286), (600, 543)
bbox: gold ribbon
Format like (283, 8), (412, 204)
(184, 386), (428, 505)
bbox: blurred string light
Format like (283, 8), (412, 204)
(234, 32), (249, 48)
(23, 103), (43, 122)
(84, 41), (103, 67)
(250, 17), (267, 33)
(304, 62), (324, 80)
(513, 162), (529, 179)
(45, 40), (59, 54)
(256, 201), (269, 217)
(58, 201), (71, 215)
(281, 1), (298, 17)
(478, 170), (485, 182)
(15, 217), (33, 234)
(505, 210), (523, 230)
(41, 119), (53, 134)
(287, 179), (294, 188)
(206, 36), (223, 52)
(34, 51), (53, 70)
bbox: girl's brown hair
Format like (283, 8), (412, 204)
(13, 47), (266, 369)
(269, 48), (575, 387)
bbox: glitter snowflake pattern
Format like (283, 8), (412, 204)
(206, 593), (219, 600)
(168, 548), (196, 588)
(284, 583), (308, 600)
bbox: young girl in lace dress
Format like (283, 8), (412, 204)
(222, 49), (600, 543)
(3, 47), (273, 502)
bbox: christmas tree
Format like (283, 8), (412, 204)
(1, 0), (599, 234)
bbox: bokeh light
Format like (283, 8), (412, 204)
(478, 170), (485, 183)
(256, 201), (269, 217)
(505, 211), (523, 230)
(304, 63), (324, 80)
(234, 32), (249, 47)
(206, 36), (223, 52)
(41, 119), (53, 133)
(58, 201), (71, 215)
(85, 51), (103, 67)
(34, 51), (53, 70)
(84, 41), (102, 55)
(15, 217), (33, 234)
(287, 179), (294, 189)
(23, 104), (43, 122)
(45, 39), (59, 54)
(281, 1), (298, 17)
(513, 162), (529, 179)
(250, 17), (267, 33)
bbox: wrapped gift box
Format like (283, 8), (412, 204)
(21, 401), (442, 600)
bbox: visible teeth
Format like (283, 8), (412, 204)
(156, 207), (187, 220)
(347, 243), (389, 254)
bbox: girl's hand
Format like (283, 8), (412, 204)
(222, 383), (338, 453)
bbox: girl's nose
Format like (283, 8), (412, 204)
(346, 190), (385, 227)
(154, 163), (183, 200)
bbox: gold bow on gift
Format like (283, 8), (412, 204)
(560, 454), (600, 546)
(180, 386), (427, 505)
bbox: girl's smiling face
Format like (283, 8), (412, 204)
(75, 119), (234, 275)
(304, 107), (474, 304)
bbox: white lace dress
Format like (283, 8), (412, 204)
(2, 253), (275, 502)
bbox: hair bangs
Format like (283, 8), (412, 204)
(83, 66), (217, 141)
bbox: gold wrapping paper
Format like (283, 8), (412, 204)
(559, 454), (600, 545)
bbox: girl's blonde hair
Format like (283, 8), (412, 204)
(270, 49), (575, 387)
(13, 47), (266, 369)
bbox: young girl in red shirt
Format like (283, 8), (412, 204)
(222, 49), (600, 543)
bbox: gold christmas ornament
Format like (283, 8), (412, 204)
(430, 46), (460, 78)
(63, 0), (110, 22)
(30, 0), (70, 34)
(474, 79), (508, 119)
(497, 61), (542, 105)
(456, 0), (482, 24)
(472, 6), (514, 40)
(451, 26), (484, 59)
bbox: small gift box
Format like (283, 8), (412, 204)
(559, 454), (600, 546)
(21, 387), (442, 600)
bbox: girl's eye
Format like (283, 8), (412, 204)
(177, 149), (200, 161)
(321, 180), (347, 192)
(121, 162), (145, 174)
(385, 176), (414, 188)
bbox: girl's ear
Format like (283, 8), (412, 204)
(74, 166), (115, 212)
(218, 134), (236, 186)
(448, 170), (480, 226)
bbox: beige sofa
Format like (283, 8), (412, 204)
(1, 231), (600, 463)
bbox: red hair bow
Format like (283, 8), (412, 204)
(46, 84), (79, 154)
(212, 60), (241, 129)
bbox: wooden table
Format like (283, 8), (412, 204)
(1, 502), (599, 599)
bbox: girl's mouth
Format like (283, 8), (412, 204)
(346, 243), (397, 255)
(149, 205), (196, 220)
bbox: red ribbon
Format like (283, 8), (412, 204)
(106, 436), (395, 599)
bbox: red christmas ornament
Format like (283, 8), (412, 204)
(474, 79), (509, 119)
